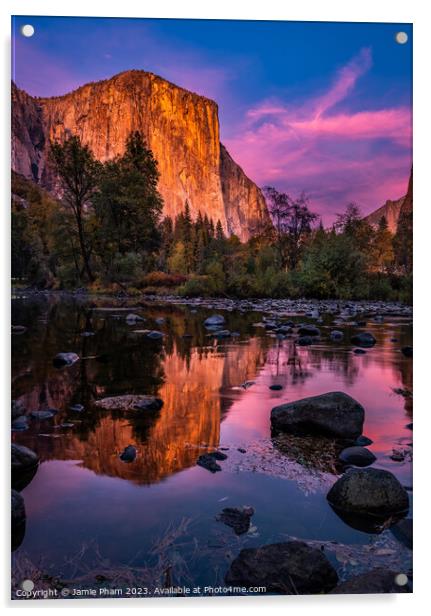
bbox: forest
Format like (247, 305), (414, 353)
(11, 131), (412, 303)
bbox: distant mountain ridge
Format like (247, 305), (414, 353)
(11, 70), (270, 241)
(364, 169), (413, 233)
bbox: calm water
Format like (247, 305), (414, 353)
(11, 295), (413, 594)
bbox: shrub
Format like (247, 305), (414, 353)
(141, 271), (187, 287)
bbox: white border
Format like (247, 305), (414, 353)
(1, 1), (429, 613)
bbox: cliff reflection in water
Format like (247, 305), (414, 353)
(12, 298), (267, 484)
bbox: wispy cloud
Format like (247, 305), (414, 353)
(225, 48), (412, 222)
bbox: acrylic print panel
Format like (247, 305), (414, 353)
(11, 16), (413, 600)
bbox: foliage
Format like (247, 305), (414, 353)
(12, 139), (412, 303)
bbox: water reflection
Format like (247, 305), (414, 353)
(11, 296), (413, 588)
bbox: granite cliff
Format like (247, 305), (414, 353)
(12, 71), (270, 241)
(365, 168), (413, 234)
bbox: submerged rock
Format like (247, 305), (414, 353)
(12, 444), (39, 473)
(216, 506), (254, 535)
(331, 568), (409, 594)
(330, 330), (344, 341)
(94, 395), (164, 412)
(125, 313), (145, 325)
(225, 541), (338, 594)
(12, 400), (26, 420)
(119, 445), (137, 463)
(271, 391), (365, 439)
(146, 330), (164, 340)
(53, 352), (80, 368)
(339, 446), (376, 467)
(355, 435), (373, 446)
(350, 332), (376, 348)
(197, 451), (227, 473)
(327, 468), (409, 517)
(69, 404), (84, 413)
(12, 490), (26, 551)
(391, 517), (413, 549)
(204, 314), (225, 327)
(30, 409), (57, 420)
(401, 346), (413, 358)
(296, 336), (314, 346)
(298, 325), (320, 337)
(12, 416), (29, 432)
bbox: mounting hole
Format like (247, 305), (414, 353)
(395, 31), (408, 45)
(395, 573), (408, 586)
(20, 24), (35, 38)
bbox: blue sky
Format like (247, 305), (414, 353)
(12, 16), (413, 220)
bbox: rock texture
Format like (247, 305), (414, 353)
(12, 71), (270, 241)
(365, 168), (413, 234)
(225, 541), (338, 594)
(271, 391), (365, 439)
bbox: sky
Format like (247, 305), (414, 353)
(11, 16), (412, 223)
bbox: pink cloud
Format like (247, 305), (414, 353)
(224, 48), (412, 224)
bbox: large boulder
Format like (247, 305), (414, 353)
(12, 444), (39, 491)
(350, 332), (376, 348)
(327, 468), (409, 517)
(11, 490), (26, 551)
(94, 395), (163, 412)
(271, 392), (364, 439)
(225, 541), (338, 594)
(11, 444), (39, 473)
(331, 568), (409, 594)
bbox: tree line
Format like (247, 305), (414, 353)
(11, 131), (412, 302)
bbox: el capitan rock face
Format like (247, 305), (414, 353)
(11, 71), (270, 241)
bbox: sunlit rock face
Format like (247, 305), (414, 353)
(365, 168), (413, 234)
(11, 71), (270, 241)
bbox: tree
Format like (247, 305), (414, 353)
(50, 135), (101, 282)
(263, 186), (318, 270)
(93, 131), (163, 273)
(369, 216), (395, 273)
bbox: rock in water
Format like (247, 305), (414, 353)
(125, 313), (145, 325)
(330, 330), (344, 341)
(11, 444), (39, 473)
(53, 352), (80, 368)
(350, 332), (376, 348)
(11, 490), (26, 551)
(216, 506), (254, 535)
(146, 330), (164, 340)
(339, 446), (376, 467)
(391, 518), (413, 549)
(355, 435), (373, 446)
(12, 399), (26, 420)
(119, 445), (137, 463)
(225, 541), (338, 594)
(12, 416), (29, 432)
(401, 346), (413, 358)
(327, 468), (409, 517)
(271, 392), (364, 439)
(331, 568), (409, 594)
(94, 395), (163, 412)
(269, 384), (283, 391)
(204, 314), (225, 327)
(297, 325), (320, 337)
(296, 336), (314, 346)
(196, 451), (227, 473)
